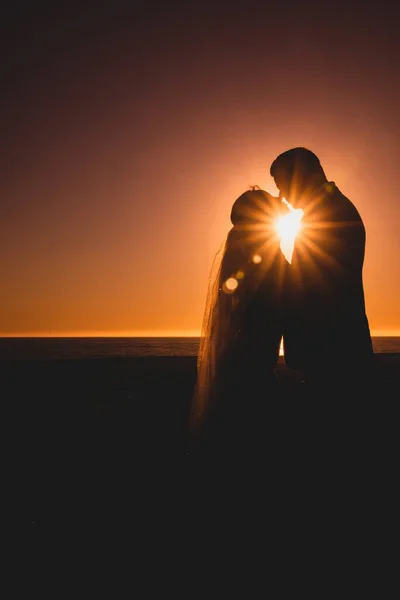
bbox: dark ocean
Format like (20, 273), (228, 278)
(0, 336), (399, 360)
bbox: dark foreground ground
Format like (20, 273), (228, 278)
(3, 354), (399, 523)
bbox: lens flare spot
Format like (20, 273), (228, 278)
(222, 277), (239, 294)
(252, 254), (262, 264)
(236, 270), (245, 279)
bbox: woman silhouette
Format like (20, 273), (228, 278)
(188, 187), (290, 456)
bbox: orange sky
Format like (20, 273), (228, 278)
(1, 3), (399, 337)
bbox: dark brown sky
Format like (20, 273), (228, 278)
(1, 0), (399, 336)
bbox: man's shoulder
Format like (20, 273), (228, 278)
(327, 183), (363, 221)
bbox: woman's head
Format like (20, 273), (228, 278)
(230, 188), (280, 226)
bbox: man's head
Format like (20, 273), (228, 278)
(270, 147), (327, 208)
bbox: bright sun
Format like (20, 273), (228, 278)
(275, 199), (303, 263)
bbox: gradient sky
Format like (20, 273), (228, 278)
(1, 1), (399, 336)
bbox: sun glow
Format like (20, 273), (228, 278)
(275, 199), (304, 264)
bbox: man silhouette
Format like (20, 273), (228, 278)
(270, 147), (374, 395)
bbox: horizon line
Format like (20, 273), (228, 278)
(0, 330), (202, 338)
(1, 329), (400, 338)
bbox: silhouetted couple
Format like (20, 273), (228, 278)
(189, 147), (375, 457)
